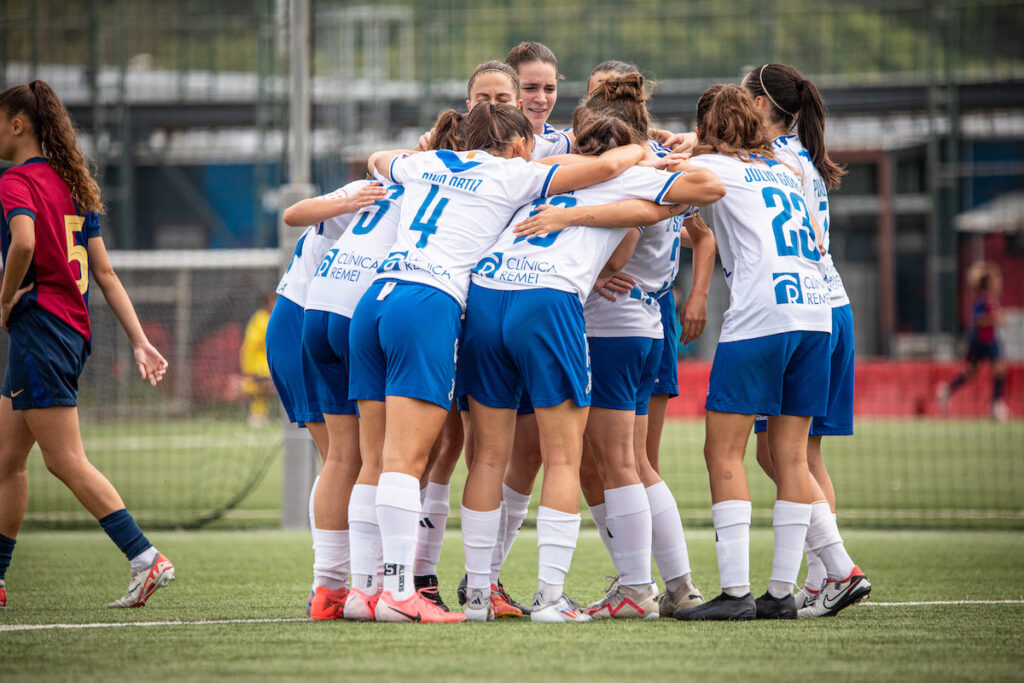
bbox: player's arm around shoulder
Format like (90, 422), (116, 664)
(87, 235), (168, 386)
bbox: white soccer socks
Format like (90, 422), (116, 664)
(376, 473), (422, 601)
(413, 482), (450, 577)
(768, 500), (813, 598)
(462, 505), (502, 593)
(312, 529), (350, 591)
(604, 485), (653, 588)
(646, 480), (693, 588)
(500, 484), (531, 563)
(348, 484), (382, 594)
(805, 503), (856, 581)
(712, 500), (752, 597)
(536, 506), (581, 602)
(587, 502), (616, 561)
(488, 501), (508, 585)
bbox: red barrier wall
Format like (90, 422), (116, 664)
(667, 360), (1024, 418)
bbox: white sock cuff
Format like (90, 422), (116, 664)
(461, 505), (502, 529)
(604, 484), (650, 516)
(536, 506), (581, 550)
(773, 500), (812, 527)
(348, 485), (378, 523)
(645, 480), (677, 516)
(376, 472), (421, 513)
(501, 484), (531, 514)
(588, 502), (607, 525)
(422, 482), (451, 515)
(805, 501), (842, 550)
(711, 499), (752, 529)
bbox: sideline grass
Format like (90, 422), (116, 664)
(3, 528), (1023, 681)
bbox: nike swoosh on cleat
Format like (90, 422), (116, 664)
(386, 604), (422, 622)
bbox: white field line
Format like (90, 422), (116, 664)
(3, 602), (1022, 632)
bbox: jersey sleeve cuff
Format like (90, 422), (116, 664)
(540, 163), (559, 198)
(654, 172), (682, 205)
(5, 207), (36, 223)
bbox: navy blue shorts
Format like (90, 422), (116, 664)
(348, 280), (462, 409)
(707, 330), (830, 417)
(966, 339), (1000, 364)
(754, 306), (854, 436)
(2, 306), (89, 410)
(651, 290), (680, 398)
(302, 309), (357, 416)
(458, 284), (590, 410)
(589, 336), (661, 413)
(266, 296), (323, 425)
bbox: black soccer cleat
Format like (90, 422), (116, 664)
(413, 574), (450, 612)
(754, 591), (798, 619)
(674, 591), (756, 621)
(497, 580), (532, 615)
(457, 573), (468, 606)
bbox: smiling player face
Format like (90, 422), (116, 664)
(517, 60), (558, 134)
(466, 72), (521, 111)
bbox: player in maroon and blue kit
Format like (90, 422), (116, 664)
(939, 264), (1009, 421)
(0, 80), (174, 609)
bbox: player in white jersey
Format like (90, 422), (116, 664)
(269, 179), (385, 615)
(347, 103), (643, 623)
(671, 84), (832, 622)
(296, 175), (404, 621)
(743, 63), (870, 617)
(458, 113), (724, 622)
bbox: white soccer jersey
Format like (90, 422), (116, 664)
(471, 166), (681, 308)
(772, 135), (850, 308)
(380, 149), (559, 308)
(275, 180), (368, 307)
(688, 153), (831, 342)
(532, 131), (572, 160)
(583, 210), (690, 338)
(305, 182), (405, 318)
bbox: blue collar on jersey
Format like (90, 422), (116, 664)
(20, 157), (48, 166)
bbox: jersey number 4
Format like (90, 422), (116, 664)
(410, 184), (448, 248)
(64, 215), (89, 294)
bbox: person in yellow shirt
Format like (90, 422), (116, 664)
(240, 292), (275, 427)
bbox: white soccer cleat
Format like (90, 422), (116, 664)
(798, 567), (871, 618)
(107, 552), (175, 608)
(530, 593), (593, 623)
(463, 587), (493, 622)
(657, 583), (705, 617)
(587, 582), (660, 620)
(793, 583), (821, 610)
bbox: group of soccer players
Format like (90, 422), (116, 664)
(0, 41), (871, 623)
(267, 43), (872, 623)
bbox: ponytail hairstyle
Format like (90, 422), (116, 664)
(427, 109), (467, 151)
(581, 72), (650, 139)
(587, 60), (657, 95)
(573, 114), (642, 156)
(743, 63), (845, 190)
(0, 80), (102, 213)
(505, 41), (561, 79)
(693, 84), (775, 162)
(467, 60), (520, 100)
(463, 103), (534, 156)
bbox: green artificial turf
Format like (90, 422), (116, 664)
(3, 528), (1023, 681)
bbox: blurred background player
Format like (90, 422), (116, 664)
(0, 80), (172, 609)
(239, 290), (276, 428)
(939, 262), (1008, 421)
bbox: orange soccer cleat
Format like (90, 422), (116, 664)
(375, 590), (467, 623)
(309, 585), (349, 620)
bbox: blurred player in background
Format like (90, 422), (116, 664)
(744, 63), (871, 618)
(0, 80), (172, 609)
(939, 262), (1008, 421)
(239, 290), (275, 427)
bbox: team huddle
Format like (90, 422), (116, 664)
(267, 43), (871, 623)
(0, 42), (870, 622)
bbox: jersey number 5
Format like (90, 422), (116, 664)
(64, 215), (89, 294)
